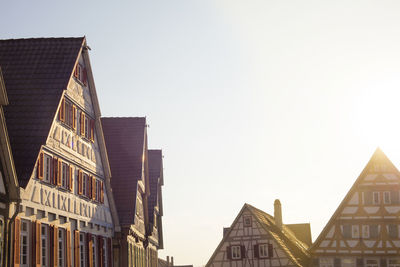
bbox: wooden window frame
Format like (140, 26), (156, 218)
(243, 216), (252, 227)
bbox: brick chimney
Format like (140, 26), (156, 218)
(274, 199), (282, 230)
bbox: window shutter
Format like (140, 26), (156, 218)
(80, 112), (85, 136)
(240, 245), (246, 259)
(357, 258), (364, 267)
(100, 181), (104, 204)
(59, 98), (65, 122)
(38, 152), (44, 179)
(226, 246), (231, 260)
(268, 244), (273, 258)
(92, 177), (96, 200)
(253, 244), (259, 258)
(14, 217), (21, 265)
(35, 221), (41, 267)
(69, 165), (73, 191)
(74, 230), (80, 267)
(87, 233), (93, 267)
(54, 225), (59, 267)
(53, 157), (58, 185)
(57, 159), (62, 186)
(72, 105), (77, 131)
(78, 170), (83, 195)
(74, 65), (79, 78)
(50, 225), (54, 266)
(334, 258), (341, 267)
(90, 119), (95, 142)
(87, 175), (91, 199)
(66, 229), (71, 267)
(83, 68), (88, 86)
(107, 238), (112, 267)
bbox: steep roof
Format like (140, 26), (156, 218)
(311, 147), (398, 251)
(0, 37), (84, 186)
(101, 117), (147, 225)
(148, 149), (163, 224)
(206, 203), (310, 267)
(285, 223), (312, 247)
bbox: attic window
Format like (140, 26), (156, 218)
(74, 63), (88, 86)
(243, 216), (252, 227)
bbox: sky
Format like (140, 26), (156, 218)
(3, 1), (400, 266)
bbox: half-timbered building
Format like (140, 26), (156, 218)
(0, 67), (19, 267)
(311, 148), (400, 267)
(0, 37), (120, 267)
(206, 201), (311, 267)
(102, 117), (153, 267)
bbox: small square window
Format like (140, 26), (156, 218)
(243, 216), (252, 227)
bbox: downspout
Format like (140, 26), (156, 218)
(7, 198), (20, 267)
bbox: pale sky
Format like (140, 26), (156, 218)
(3, 1), (400, 266)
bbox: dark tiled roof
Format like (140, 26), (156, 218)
(101, 117), (146, 225)
(148, 149), (162, 224)
(0, 37), (84, 186)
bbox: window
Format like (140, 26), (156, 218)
(231, 245), (241, 259)
(320, 258), (334, 267)
(80, 233), (86, 267)
(369, 225), (379, 238)
(92, 236), (97, 267)
(82, 173), (87, 196)
(388, 224), (398, 238)
(365, 259), (379, 267)
(388, 259), (400, 267)
(62, 163), (68, 188)
(103, 238), (107, 267)
(373, 192), (380, 205)
(20, 220), (29, 267)
(343, 224), (351, 238)
(351, 225), (359, 238)
(243, 216), (252, 227)
(74, 63), (88, 86)
(43, 153), (53, 183)
(41, 225), (48, 267)
(391, 191), (400, 204)
(342, 258), (356, 267)
(259, 244), (269, 258)
(362, 225), (370, 238)
(58, 229), (64, 267)
(364, 191), (373, 205)
(384, 191), (391, 204)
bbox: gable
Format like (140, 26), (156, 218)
(0, 37), (84, 186)
(312, 148), (400, 255)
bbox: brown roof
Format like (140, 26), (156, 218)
(0, 37), (84, 186)
(148, 149), (163, 224)
(285, 223), (312, 247)
(101, 117), (147, 225)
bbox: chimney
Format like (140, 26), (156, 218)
(274, 199), (282, 230)
(167, 256), (170, 266)
(171, 257), (174, 266)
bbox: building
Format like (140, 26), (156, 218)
(206, 201), (311, 267)
(311, 148), (400, 267)
(0, 37), (120, 267)
(102, 117), (164, 267)
(0, 67), (19, 267)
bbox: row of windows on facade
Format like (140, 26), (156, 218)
(363, 190), (400, 205)
(318, 257), (400, 267)
(37, 152), (104, 203)
(59, 97), (95, 143)
(341, 224), (399, 239)
(226, 244), (273, 260)
(14, 218), (111, 267)
(127, 242), (158, 267)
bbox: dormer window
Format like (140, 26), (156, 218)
(74, 63), (87, 86)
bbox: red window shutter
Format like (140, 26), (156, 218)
(53, 158), (58, 185)
(241, 245), (246, 259)
(268, 244), (273, 258)
(35, 221), (41, 267)
(38, 152), (44, 179)
(87, 233), (93, 267)
(57, 159), (62, 186)
(69, 165), (73, 191)
(14, 217), (21, 265)
(80, 112), (85, 136)
(100, 181), (104, 203)
(66, 229), (71, 267)
(54, 226), (59, 267)
(72, 105), (77, 131)
(92, 177), (96, 200)
(254, 244), (259, 258)
(107, 238), (112, 267)
(74, 230), (80, 267)
(74, 65), (79, 78)
(59, 98), (65, 122)
(226, 246), (231, 260)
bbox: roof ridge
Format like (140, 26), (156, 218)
(0, 37), (85, 41)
